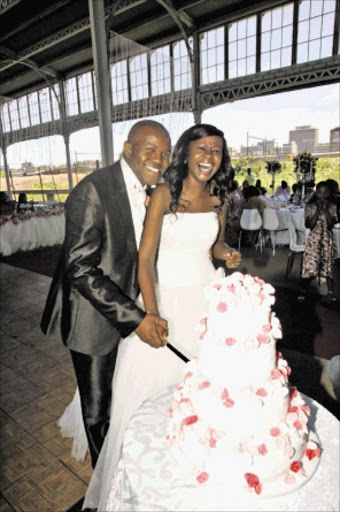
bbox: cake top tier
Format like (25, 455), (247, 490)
(207, 272), (276, 312)
(199, 272), (282, 347)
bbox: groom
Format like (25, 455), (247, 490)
(41, 120), (171, 468)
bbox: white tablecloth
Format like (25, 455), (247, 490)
(0, 214), (65, 256)
(107, 386), (339, 512)
(271, 207), (306, 246)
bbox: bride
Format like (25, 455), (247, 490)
(60, 124), (241, 510)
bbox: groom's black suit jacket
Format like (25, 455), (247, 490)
(41, 161), (146, 356)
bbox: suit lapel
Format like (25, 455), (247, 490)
(112, 162), (138, 259)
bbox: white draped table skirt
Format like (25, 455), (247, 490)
(0, 214), (65, 256)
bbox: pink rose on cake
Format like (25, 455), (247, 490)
(196, 471), (209, 484)
(305, 440), (321, 460)
(245, 473), (262, 495)
(217, 302), (228, 313)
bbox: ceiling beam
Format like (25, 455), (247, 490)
(155, 0), (195, 29)
(0, 0), (149, 73)
(0, 44), (59, 78)
(0, 0), (21, 16)
(0, 0), (72, 43)
(0, 0), (204, 74)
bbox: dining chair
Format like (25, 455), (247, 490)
(238, 209), (263, 253)
(262, 208), (279, 255)
(285, 216), (305, 280)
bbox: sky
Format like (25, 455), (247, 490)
(4, 82), (339, 168)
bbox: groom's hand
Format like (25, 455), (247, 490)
(135, 314), (168, 348)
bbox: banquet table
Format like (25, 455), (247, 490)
(106, 386), (339, 512)
(0, 212), (65, 256)
(268, 206), (306, 246)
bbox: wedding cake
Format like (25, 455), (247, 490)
(167, 272), (321, 498)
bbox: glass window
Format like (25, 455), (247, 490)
(65, 77), (79, 116)
(39, 87), (52, 123)
(297, 0), (336, 63)
(18, 96), (30, 128)
(111, 60), (129, 105)
(228, 15), (257, 79)
(9, 100), (20, 130)
(151, 45), (171, 96)
(130, 53), (148, 100)
(261, 3), (293, 71)
(78, 72), (95, 113)
(1, 102), (11, 132)
(28, 92), (40, 125)
(173, 39), (192, 90)
(51, 84), (60, 120)
(200, 27), (224, 84)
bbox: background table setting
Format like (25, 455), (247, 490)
(106, 385), (339, 512)
(261, 198), (340, 258)
(0, 205), (65, 256)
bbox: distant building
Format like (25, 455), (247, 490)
(330, 127), (340, 152)
(240, 139), (276, 157)
(289, 125), (319, 153)
(314, 142), (333, 154)
(228, 146), (238, 158)
(282, 141), (297, 156)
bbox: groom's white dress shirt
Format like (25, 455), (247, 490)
(121, 157), (147, 247)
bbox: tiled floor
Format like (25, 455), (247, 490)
(0, 264), (92, 512)
(0, 252), (338, 512)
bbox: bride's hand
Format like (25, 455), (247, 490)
(224, 248), (242, 269)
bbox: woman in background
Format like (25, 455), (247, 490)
(298, 181), (338, 305)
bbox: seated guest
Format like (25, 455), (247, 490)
(226, 185), (265, 248)
(240, 185), (265, 246)
(274, 180), (290, 201)
(0, 192), (15, 215)
(289, 183), (298, 202)
(241, 185), (265, 217)
(234, 179), (243, 199)
(242, 179), (249, 193)
(292, 181), (303, 205)
(226, 181), (242, 223)
(255, 179), (267, 196)
(17, 193), (28, 212)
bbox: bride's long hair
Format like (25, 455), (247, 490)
(162, 124), (234, 213)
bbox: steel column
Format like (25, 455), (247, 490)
(89, 0), (113, 168)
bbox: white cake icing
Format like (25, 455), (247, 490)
(167, 272), (321, 498)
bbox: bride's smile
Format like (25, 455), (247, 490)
(187, 135), (223, 183)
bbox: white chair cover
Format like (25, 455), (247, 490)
(285, 216), (305, 280)
(238, 209), (263, 252)
(287, 216), (305, 253)
(240, 209), (262, 230)
(262, 209), (279, 255)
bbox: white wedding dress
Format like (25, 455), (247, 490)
(59, 211), (222, 511)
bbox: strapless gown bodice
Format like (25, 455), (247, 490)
(157, 211), (219, 287)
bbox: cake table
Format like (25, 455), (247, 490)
(106, 386), (339, 512)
